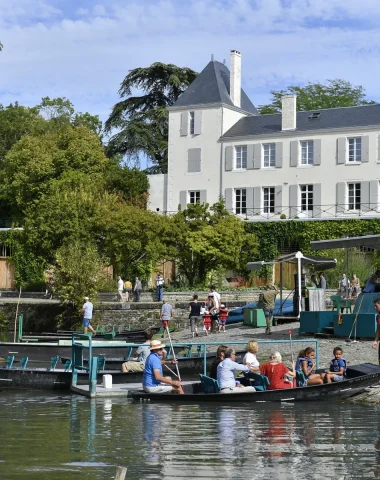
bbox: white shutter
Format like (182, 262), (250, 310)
(199, 190), (207, 205)
(194, 111), (202, 135)
(289, 185), (298, 218)
(225, 146), (233, 171)
(361, 135), (369, 162)
(274, 186), (282, 214)
(370, 180), (379, 213)
(247, 145), (254, 170)
(337, 137), (346, 164)
(275, 142), (283, 168)
(225, 188), (233, 212)
(246, 188), (254, 217)
(290, 141), (298, 167)
(313, 139), (321, 166)
(253, 187), (261, 216)
(253, 144), (261, 169)
(361, 181), (370, 212)
(313, 183), (322, 218)
(179, 191), (187, 210)
(336, 182), (346, 213)
(180, 112), (188, 136)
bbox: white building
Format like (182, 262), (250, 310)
(148, 50), (380, 221)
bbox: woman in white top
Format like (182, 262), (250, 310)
(243, 340), (260, 373)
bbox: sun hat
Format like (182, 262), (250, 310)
(150, 339), (166, 351)
(84, 296), (89, 300)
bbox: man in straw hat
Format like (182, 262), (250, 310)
(143, 340), (184, 394)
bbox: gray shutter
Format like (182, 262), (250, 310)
(199, 190), (207, 205)
(337, 137), (346, 164)
(289, 185), (298, 218)
(274, 186), (282, 214)
(225, 188), (233, 212)
(194, 111), (202, 135)
(378, 136), (380, 161)
(361, 135), (369, 162)
(180, 112), (188, 136)
(275, 142), (283, 168)
(225, 146), (233, 171)
(290, 141), (298, 167)
(247, 145), (254, 170)
(336, 182), (346, 213)
(313, 139), (321, 166)
(246, 188), (254, 217)
(179, 191), (187, 210)
(253, 144), (261, 169)
(253, 187), (261, 216)
(370, 180), (379, 212)
(361, 181), (370, 212)
(187, 149), (194, 173)
(313, 183), (322, 218)
(192, 148), (201, 172)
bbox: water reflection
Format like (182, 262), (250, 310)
(0, 392), (380, 479)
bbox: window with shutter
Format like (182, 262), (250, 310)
(235, 146), (247, 169)
(263, 187), (275, 213)
(235, 189), (247, 214)
(189, 191), (200, 204)
(263, 144), (276, 168)
(348, 183), (361, 210)
(348, 138), (361, 162)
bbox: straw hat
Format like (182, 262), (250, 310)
(150, 339), (166, 351)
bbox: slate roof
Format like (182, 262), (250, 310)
(173, 60), (258, 114)
(222, 103), (380, 138)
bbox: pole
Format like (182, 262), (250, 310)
(345, 247), (349, 299)
(13, 285), (22, 343)
(280, 263), (283, 315)
(114, 466), (128, 480)
(166, 326), (181, 381)
(289, 330), (294, 363)
(297, 255), (302, 319)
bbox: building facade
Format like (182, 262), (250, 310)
(148, 50), (380, 222)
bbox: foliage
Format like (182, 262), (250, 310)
(105, 158), (149, 206)
(168, 201), (259, 287)
(105, 62), (198, 174)
(54, 241), (107, 309)
(258, 79), (375, 114)
(245, 219), (380, 281)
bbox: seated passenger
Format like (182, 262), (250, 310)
(324, 347), (346, 383)
(295, 347), (323, 385)
(217, 348), (256, 394)
(209, 345), (228, 379)
(260, 351), (296, 390)
(121, 332), (152, 372)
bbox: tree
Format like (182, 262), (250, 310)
(54, 240), (107, 309)
(168, 201), (258, 287)
(105, 158), (149, 206)
(105, 62), (198, 174)
(258, 79), (375, 114)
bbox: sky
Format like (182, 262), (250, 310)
(1, 0), (380, 125)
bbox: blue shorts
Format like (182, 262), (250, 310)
(218, 319), (227, 325)
(83, 318), (91, 328)
(333, 374), (345, 382)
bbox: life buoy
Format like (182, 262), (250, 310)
(337, 313), (343, 325)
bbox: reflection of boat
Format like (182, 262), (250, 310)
(60, 350), (246, 373)
(130, 363), (380, 403)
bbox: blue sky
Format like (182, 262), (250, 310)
(1, 0), (380, 126)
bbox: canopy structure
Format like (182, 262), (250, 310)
(311, 234), (380, 251)
(247, 251), (337, 318)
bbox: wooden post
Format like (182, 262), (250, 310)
(115, 466), (127, 480)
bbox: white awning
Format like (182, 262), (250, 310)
(247, 251), (336, 271)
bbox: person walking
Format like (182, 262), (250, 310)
(262, 284), (279, 335)
(134, 277), (143, 302)
(81, 296), (96, 336)
(156, 273), (164, 301)
(117, 275), (125, 302)
(189, 294), (201, 338)
(160, 300), (173, 338)
(124, 279), (132, 302)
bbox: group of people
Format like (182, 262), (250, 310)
(208, 341), (346, 393)
(117, 275), (143, 302)
(310, 272), (327, 289)
(188, 287), (228, 337)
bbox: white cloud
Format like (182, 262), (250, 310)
(0, 0), (380, 122)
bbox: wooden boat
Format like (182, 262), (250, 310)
(0, 366), (144, 391)
(130, 363), (380, 403)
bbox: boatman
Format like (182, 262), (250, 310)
(81, 296), (96, 336)
(142, 340), (184, 394)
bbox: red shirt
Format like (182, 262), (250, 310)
(203, 312), (212, 326)
(260, 362), (293, 390)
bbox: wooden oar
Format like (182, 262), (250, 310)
(166, 326), (181, 381)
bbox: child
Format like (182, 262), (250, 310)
(203, 309), (212, 336)
(218, 304), (228, 333)
(324, 347), (346, 383)
(295, 347), (323, 386)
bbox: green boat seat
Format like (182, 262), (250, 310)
(296, 370), (307, 387)
(63, 360), (72, 372)
(20, 357), (28, 369)
(48, 355), (60, 371)
(97, 357), (106, 372)
(199, 374), (220, 393)
(6, 355), (15, 369)
(331, 295), (352, 313)
(245, 373), (270, 391)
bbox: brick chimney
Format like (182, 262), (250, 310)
(230, 50), (241, 108)
(281, 94), (297, 130)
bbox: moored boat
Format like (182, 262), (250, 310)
(130, 363), (380, 403)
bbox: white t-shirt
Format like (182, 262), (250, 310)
(243, 352), (259, 368)
(209, 291), (220, 310)
(82, 301), (93, 319)
(118, 279), (124, 291)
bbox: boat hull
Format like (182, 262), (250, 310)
(130, 363), (380, 403)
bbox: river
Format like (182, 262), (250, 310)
(1, 391), (380, 479)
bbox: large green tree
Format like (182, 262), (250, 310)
(168, 201), (258, 287)
(258, 79), (375, 114)
(105, 62), (198, 174)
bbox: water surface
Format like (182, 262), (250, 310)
(1, 391), (380, 479)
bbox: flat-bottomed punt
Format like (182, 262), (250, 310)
(130, 363), (380, 403)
